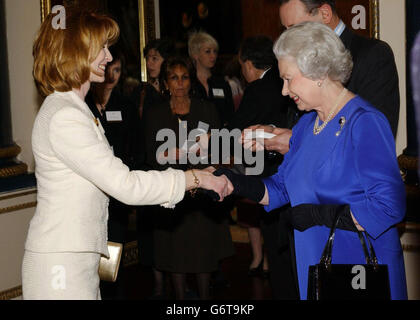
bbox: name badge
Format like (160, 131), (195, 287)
(212, 88), (225, 98)
(106, 111), (122, 122)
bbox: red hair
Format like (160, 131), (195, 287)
(33, 7), (119, 96)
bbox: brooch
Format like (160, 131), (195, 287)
(335, 116), (346, 136)
(93, 117), (99, 127)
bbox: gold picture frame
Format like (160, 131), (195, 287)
(370, 0), (380, 39)
(150, 0), (380, 41)
(39, 0), (380, 82)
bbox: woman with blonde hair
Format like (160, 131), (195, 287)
(188, 31), (234, 127)
(23, 7), (231, 300)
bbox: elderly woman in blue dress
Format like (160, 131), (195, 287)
(215, 21), (407, 300)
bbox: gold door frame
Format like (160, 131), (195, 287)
(370, 0), (380, 39)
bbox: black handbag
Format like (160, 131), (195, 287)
(307, 212), (391, 300)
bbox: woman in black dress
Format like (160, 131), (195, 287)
(138, 38), (176, 119)
(136, 39), (176, 299)
(143, 56), (234, 300)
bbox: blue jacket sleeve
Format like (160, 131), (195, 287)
(263, 163), (289, 212)
(262, 122), (304, 212)
(349, 111), (406, 239)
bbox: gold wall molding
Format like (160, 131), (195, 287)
(40, 0), (51, 23)
(0, 163), (28, 178)
(138, 0), (147, 82)
(370, 0), (380, 39)
(0, 286), (22, 300)
(0, 202), (37, 216)
(0, 190), (37, 202)
(0, 144), (21, 159)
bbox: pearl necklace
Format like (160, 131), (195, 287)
(313, 88), (347, 135)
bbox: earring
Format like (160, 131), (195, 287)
(317, 81), (323, 87)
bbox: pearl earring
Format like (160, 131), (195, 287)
(317, 81), (323, 87)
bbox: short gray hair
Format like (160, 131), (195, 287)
(273, 21), (353, 83)
(188, 31), (219, 58)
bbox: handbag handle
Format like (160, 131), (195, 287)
(319, 210), (379, 270)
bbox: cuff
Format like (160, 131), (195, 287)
(160, 168), (186, 209)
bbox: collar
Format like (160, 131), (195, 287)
(54, 90), (96, 120)
(334, 20), (346, 37)
(260, 67), (271, 79)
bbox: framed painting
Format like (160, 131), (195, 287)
(40, 0), (380, 81)
(149, 0), (380, 48)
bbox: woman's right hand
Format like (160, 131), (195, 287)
(186, 169), (233, 201)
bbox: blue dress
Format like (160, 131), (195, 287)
(263, 96), (407, 300)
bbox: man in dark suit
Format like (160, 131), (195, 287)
(228, 35), (297, 178)
(228, 36), (295, 133)
(248, 0), (400, 300)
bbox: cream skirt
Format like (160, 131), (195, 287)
(22, 250), (101, 300)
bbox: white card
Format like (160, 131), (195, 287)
(106, 111), (122, 122)
(212, 88), (225, 98)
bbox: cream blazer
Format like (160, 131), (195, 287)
(26, 91), (185, 257)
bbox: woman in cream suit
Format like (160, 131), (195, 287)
(22, 7), (232, 300)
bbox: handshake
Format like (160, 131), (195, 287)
(195, 166), (265, 203)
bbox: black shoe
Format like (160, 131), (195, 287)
(248, 259), (263, 277)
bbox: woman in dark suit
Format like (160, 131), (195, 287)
(138, 38), (176, 119)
